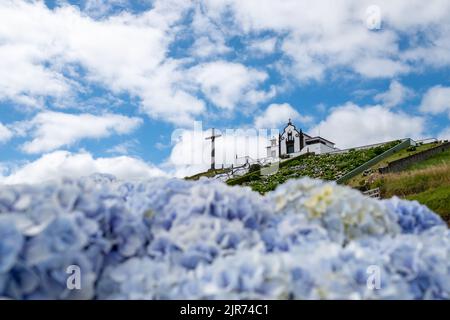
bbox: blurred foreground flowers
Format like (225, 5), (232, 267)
(0, 174), (449, 300)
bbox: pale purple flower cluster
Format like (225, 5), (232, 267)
(0, 174), (448, 299)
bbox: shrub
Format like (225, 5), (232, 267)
(249, 164), (261, 173)
(229, 141), (403, 194)
(373, 146), (385, 156)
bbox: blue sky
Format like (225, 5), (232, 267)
(0, 0), (450, 183)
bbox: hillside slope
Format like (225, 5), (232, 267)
(226, 141), (400, 193)
(370, 148), (450, 221)
(186, 140), (449, 222)
(346, 141), (445, 189)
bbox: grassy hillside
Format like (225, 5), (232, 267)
(407, 186), (450, 222)
(346, 141), (444, 189)
(406, 147), (450, 170)
(185, 168), (230, 180)
(226, 141), (400, 194)
(185, 140), (449, 222)
(369, 148), (450, 222)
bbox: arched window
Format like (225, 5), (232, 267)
(287, 131), (293, 141)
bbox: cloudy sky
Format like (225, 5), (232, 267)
(1, 0), (450, 183)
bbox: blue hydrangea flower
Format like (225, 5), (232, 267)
(97, 257), (182, 299)
(0, 174), (449, 300)
(24, 216), (88, 266)
(0, 217), (24, 273)
(268, 178), (401, 244)
(384, 197), (445, 234)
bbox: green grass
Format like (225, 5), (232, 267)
(405, 148), (450, 171)
(357, 145), (450, 222)
(368, 145), (450, 196)
(377, 142), (442, 166)
(367, 159), (450, 223)
(407, 185), (450, 223)
(346, 142), (443, 188)
(185, 168), (230, 180)
(378, 164), (450, 198)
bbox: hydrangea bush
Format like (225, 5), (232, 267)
(0, 174), (449, 300)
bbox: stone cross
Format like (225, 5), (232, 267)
(205, 128), (222, 170)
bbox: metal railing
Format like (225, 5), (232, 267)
(363, 188), (381, 199)
(415, 138), (438, 144)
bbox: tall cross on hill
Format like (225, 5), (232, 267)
(205, 128), (222, 171)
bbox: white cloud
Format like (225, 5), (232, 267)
(0, 43), (71, 107)
(188, 3), (231, 56)
(0, 0), (205, 124)
(249, 38), (277, 55)
(138, 61), (206, 126)
(106, 139), (139, 155)
(203, 0), (407, 81)
(0, 150), (166, 185)
(419, 85), (450, 118)
(254, 103), (312, 129)
(190, 61), (271, 110)
(202, 0), (450, 81)
(2, 0), (450, 126)
(439, 127), (450, 140)
(155, 142), (169, 151)
(310, 103), (425, 149)
(315, 103), (327, 113)
(16, 111), (142, 154)
(0, 122), (13, 143)
(0, 163), (7, 177)
(0, 0), (450, 125)
(374, 80), (414, 108)
(81, 0), (129, 18)
(190, 36), (231, 58)
(353, 58), (410, 79)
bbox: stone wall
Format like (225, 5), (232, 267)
(379, 142), (450, 174)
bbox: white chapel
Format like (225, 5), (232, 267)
(266, 119), (338, 159)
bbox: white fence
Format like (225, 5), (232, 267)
(363, 188), (381, 199)
(213, 155), (278, 180)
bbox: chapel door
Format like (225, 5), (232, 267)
(287, 143), (295, 154)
